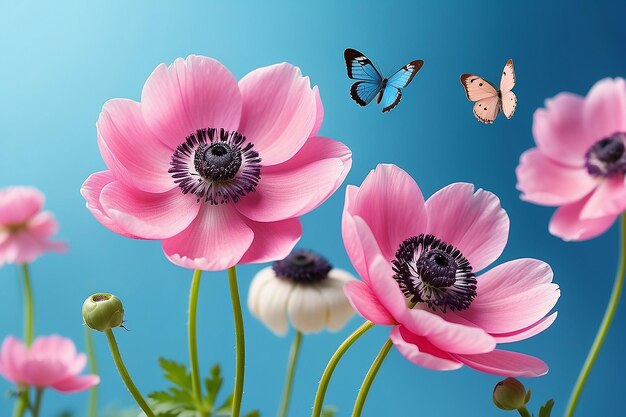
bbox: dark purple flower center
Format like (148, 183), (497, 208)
(169, 128), (261, 204)
(272, 249), (332, 283)
(392, 234), (476, 313)
(585, 132), (626, 177)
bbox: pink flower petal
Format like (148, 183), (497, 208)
(27, 212), (60, 239)
(238, 63), (317, 165)
(583, 78), (626, 143)
(425, 183), (509, 272)
(533, 93), (593, 167)
(493, 313), (558, 343)
(21, 359), (67, 387)
(311, 86), (324, 136)
(454, 259), (559, 334)
(516, 149), (597, 206)
(141, 55), (242, 149)
(238, 217), (302, 264)
(0, 337), (27, 383)
(163, 204), (254, 271)
(236, 136), (351, 222)
(398, 307), (496, 355)
(100, 182), (200, 240)
(581, 175), (626, 219)
(453, 349), (548, 377)
(344, 281), (396, 326)
(31, 335), (77, 365)
(344, 164), (427, 261)
(549, 195), (618, 241)
(0, 232), (66, 265)
(0, 187), (44, 225)
(390, 326), (462, 371)
(52, 374), (100, 393)
(97, 99), (176, 193)
(80, 172), (136, 238)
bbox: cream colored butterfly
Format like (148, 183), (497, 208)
(460, 59), (516, 124)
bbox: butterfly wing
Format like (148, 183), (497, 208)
(499, 59), (515, 93)
(501, 91), (517, 119)
(344, 48), (383, 107)
(351, 81), (382, 106)
(386, 60), (424, 89)
(473, 96), (501, 124)
(380, 86), (402, 113)
(460, 74), (499, 101)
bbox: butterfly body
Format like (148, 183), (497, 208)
(344, 48), (423, 112)
(460, 59), (517, 124)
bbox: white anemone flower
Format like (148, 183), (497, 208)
(248, 249), (356, 335)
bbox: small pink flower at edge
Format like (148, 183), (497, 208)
(81, 55), (351, 271)
(0, 335), (99, 393)
(342, 164), (560, 377)
(517, 77), (626, 241)
(0, 186), (67, 266)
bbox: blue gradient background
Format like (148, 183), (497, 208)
(1, 1), (625, 416)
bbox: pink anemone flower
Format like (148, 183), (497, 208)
(0, 186), (66, 266)
(517, 78), (626, 241)
(0, 335), (99, 393)
(81, 55), (351, 271)
(343, 164), (559, 377)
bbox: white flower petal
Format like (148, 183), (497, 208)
(287, 284), (329, 334)
(247, 266), (276, 317)
(318, 269), (357, 331)
(257, 278), (295, 336)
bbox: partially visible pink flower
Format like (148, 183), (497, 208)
(517, 78), (626, 241)
(343, 164), (560, 377)
(0, 187), (66, 265)
(82, 55), (351, 271)
(0, 335), (99, 393)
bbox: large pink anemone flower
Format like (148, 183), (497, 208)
(517, 78), (626, 241)
(0, 186), (66, 266)
(82, 55), (351, 271)
(0, 335), (99, 393)
(343, 164), (559, 377)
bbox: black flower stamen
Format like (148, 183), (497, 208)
(585, 132), (626, 177)
(272, 249), (332, 283)
(169, 128), (261, 204)
(392, 234), (476, 313)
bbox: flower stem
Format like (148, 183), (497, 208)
(277, 331), (303, 417)
(188, 269), (207, 416)
(21, 263), (34, 346)
(564, 214), (626, 417)
(85, 327), (98, 417)
(104, 329), (155, 417)
(11, 389), (28, 417)
(311, 321), (375, 417)
(517, 405), (532, 417)
(31, 388), (44, 417)
(351, 339), (393, 417)
(228, 266), (245, 417)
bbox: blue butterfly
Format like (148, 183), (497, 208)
(344, 48), (424, 112)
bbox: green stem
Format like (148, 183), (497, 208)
(85, 327), (98, 417)
(277, 331), (303, 417)
(31, 389), (43, 417)
(517, 405), (532, 417)
(21, 263), (34, 346)
(104, 329), (155, 417)
(188, 269), (207, 416)
(11, 389), (28, 417)
(311, 321), (375, 417)
(564, 214), (626, 417)
(351, 339), (393, 417)
(228, 266), (245, 417)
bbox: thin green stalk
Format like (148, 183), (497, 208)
(228, 266), (245, 417)
(104, 329), (155, 417)
(11, 389), (28, 417)
(351, 339), (393, 417)
(31, 389), (44, 417)
(518, 405), (532, 417)
(278, 331), (303, 417)
(85, 327), (98, 417)
(188, 269), (207, 416)
(311, 321), (375, 417)
(21, 263), (34, 346)
(564, 214), (626, 417)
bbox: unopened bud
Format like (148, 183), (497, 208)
(493, 378), (529, 411)
(82, 293), (124, 332)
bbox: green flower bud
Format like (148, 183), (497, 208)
(493, 378), (529, 411)
(82, 293), (124, 332)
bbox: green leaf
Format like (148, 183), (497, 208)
(539, 399), (555, 417)
(244, 411), (261, 417)
(56, 412), (73, 417)
(321, 406), (337, 417)
(204, 364), (224, 408)
(216, 393), (234, 415)
(158, 357), (193, 391)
